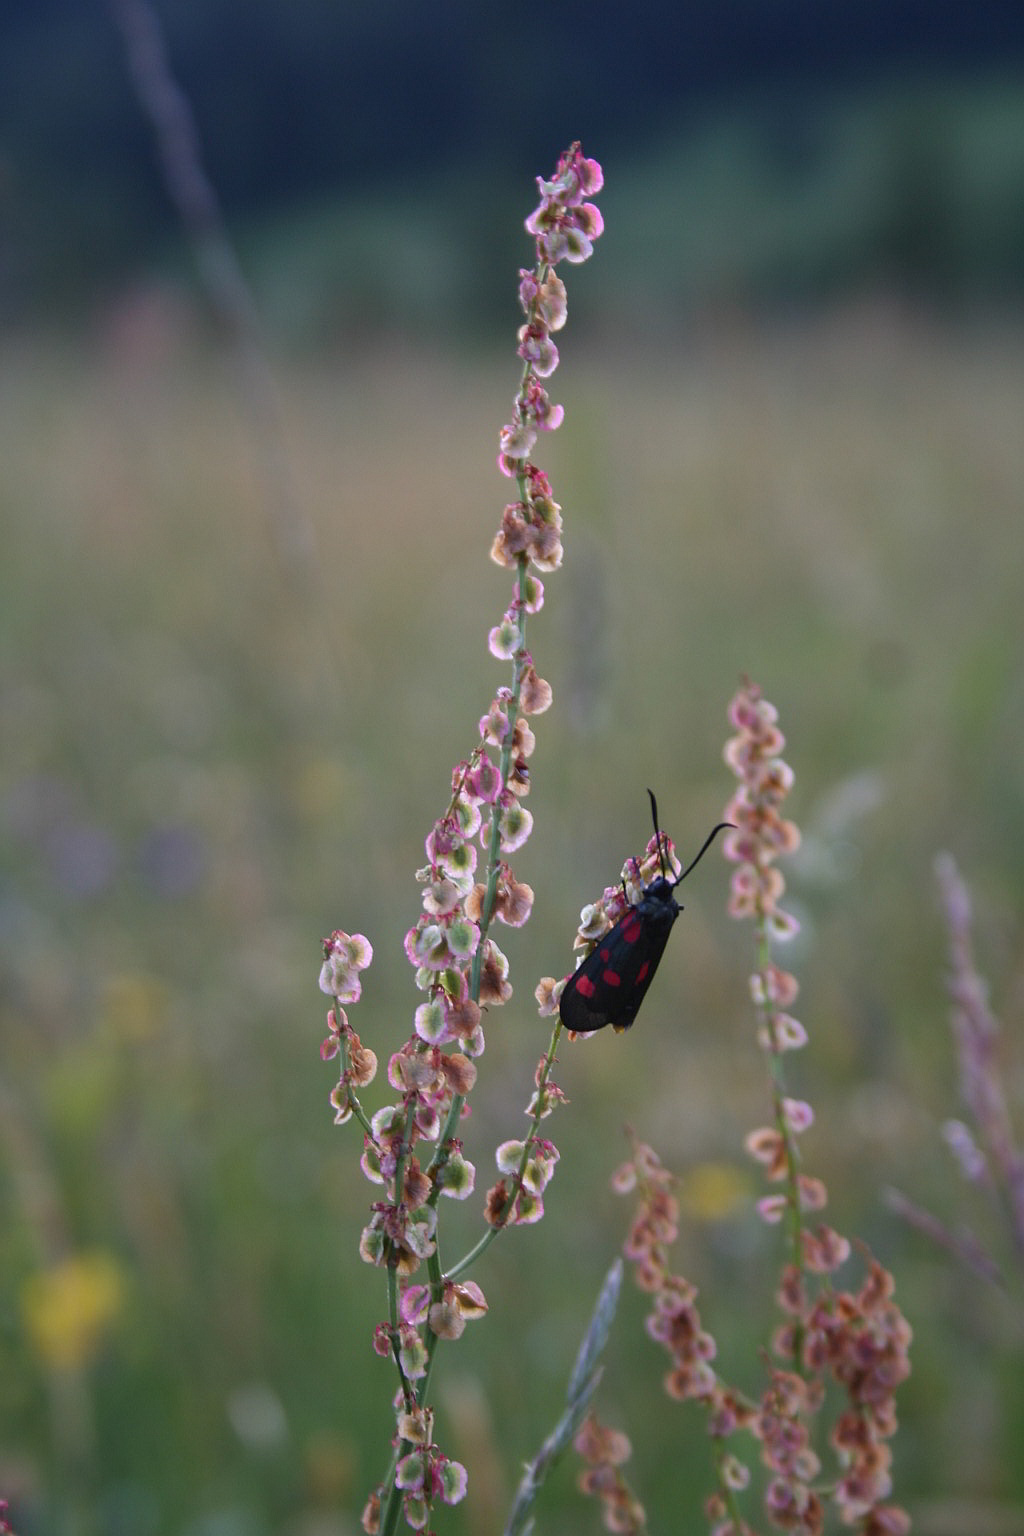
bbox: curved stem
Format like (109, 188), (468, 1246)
(445, 1018), (563, 1281)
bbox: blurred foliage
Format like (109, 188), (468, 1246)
(3, 0), (1024, 326)
(239, 75), (1024, 350)
(2, 296), (1023, 1532)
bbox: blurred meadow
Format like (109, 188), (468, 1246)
(3, 5), (1024, 1534)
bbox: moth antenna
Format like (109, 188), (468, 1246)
(671, 821), (735, 888)
(646, 787), (670, 879)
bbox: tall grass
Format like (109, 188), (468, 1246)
(2, 294), (1023, 1531)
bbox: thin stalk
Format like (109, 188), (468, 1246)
(445, 1017), (563, 1281)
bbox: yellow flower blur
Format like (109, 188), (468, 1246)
(21, 1251), (126, 1370)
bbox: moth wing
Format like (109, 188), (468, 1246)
(559, 903), (675, 1034)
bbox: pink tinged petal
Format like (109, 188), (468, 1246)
(797, 1175), (828, 1212)
(418, 923), (453, 970)
(437, 1153), (475, 1199)
(400, 1285), (431, 1325)
(359, 1224), (388, 1265)
(767, 908), (800, 942)
(422, 877), (461, 916)
(579, 157), (603, 194)
(522, 1153), (553, 1194)
(398, 1332), (429, 1378)
(488, 619), (520, 661)
(496, 1139), (525, 1175)
(518, 268), (540, 307)
(438, 1459), (468, 1504)
(522, 574), (544, 613)
(453, 1280), (487, 1319)
(782, 1098), (814, 1133)
(499, 421), (536, 460)
(524, 201), (549, 235)
(429, 1299), (465, 1340)
(452, 794), (482, 838)
(578, 202), (604, 238)
(499, 803), (533, 853)
(345, 934), (373, 968)
(462, 1022), (486, 1057)
(520, 332), (559, 377)
(751, 965), (800, 1007)
(414, 1000), (449, 1044)
(330, 1085), (353, 1124)
(360, 1145), (385, 1184)
(514, 1189), (544, 1223)
(396, 1452), (426, 1491)
(610, 1161), (638, 1194)
(397, 1408), (431, 1445)
(320, 1035), (340, 1062)
(480, 704), (510, 744)
(534, 976), (561, 1016)
(402, 1495), (429, 1530)
(757, 1194), (789, 1225)
(537, 274), (567, 330)
(319, 958), (363, 1003)
(520, 665), (553, 715)
(745, 1127), (784, 1166)
(446, 917), (480, 959)
(772, 1013), (808, 1050)
(467, 757), (502, 803)
(727, 886), (757, 920)
(414, 1103), (441, 1140)
(539, 227), (570, 265)
(562, 227), (593, 263)
(405, 1215), (437, 1260)
(370, 1104), (403, 1139)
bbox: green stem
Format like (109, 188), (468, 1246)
(335, 1013), (376, 1138)
(381, 551), (534, 1526)
(445, 1017), (563, 1281)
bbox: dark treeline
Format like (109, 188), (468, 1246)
(3, 0), (1024, 321)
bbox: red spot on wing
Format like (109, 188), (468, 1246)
(636, 960), (650, 983)
(600, 947), (611, 961)
(575, 974), (597, 999)
(620, 913), (643, 944)
(602, 969), (622, 987)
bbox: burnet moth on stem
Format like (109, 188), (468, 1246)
(559, 790), (733, 1035)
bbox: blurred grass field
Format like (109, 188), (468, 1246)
(2, 302), (1024, 1534)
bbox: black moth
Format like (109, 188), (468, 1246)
(559, 790), (732, 1034)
